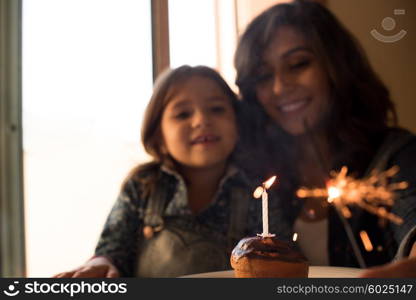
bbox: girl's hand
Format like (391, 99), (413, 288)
(52, 256), (120, 278)
(359, 256), (416, 278)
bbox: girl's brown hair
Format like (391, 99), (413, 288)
(235, 0), (397, 176)
(123, 65), (239, 195)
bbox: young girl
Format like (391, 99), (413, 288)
(54, 65), (261, 278)
(234, 0), (416, 277)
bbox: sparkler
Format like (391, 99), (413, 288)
(297, 165), (406, 225)
(298, 119), (407, 268)
(296, 165), (407, 268)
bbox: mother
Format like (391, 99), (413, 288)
(235, 0), (416, 276)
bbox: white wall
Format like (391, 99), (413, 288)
(328, 0), (416, 132)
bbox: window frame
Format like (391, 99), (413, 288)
(0, 0), (26, 277)
(151, 0), (170, 80)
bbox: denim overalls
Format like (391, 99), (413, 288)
(135, 170), (251, 277)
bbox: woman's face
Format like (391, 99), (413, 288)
(255, 26), (331, 135)
(160, 76), (238, 169)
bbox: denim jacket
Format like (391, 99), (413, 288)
(94, 164), (268, 277)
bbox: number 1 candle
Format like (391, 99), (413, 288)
(253, 176), (277, 238)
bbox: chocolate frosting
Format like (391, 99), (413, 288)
(231, 236), (307, 263)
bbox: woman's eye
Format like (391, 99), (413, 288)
(290, 59), (310, 70)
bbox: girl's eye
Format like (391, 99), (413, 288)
(289, 59), (310, 70)
(174, 111), (191, 120)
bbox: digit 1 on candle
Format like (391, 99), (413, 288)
(255, 176), (277, 238)
(262, 189), (269, 235)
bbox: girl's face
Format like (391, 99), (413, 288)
(255, 26), (331, 135)
(161, 76), (238, 169)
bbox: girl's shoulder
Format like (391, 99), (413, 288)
(121, 162), (165, 203)
(128, 162), (162, 180)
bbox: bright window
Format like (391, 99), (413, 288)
(22, 0), (153, 277)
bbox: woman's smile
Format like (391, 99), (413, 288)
(276, 97), (310, 114)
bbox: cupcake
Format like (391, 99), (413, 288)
(230, 236), (309, 278)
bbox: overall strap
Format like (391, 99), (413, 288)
(227, 184), (250, 250)
(143, 172), (171, 229)
(364, 129), (414, 177)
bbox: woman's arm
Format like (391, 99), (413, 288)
(360, 243), (416, 277)
(360, 226), (416, 277)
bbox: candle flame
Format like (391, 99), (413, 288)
(359, 230), (373, 252)
(263, 176), (277, 189)
(292, 233), (298, 242)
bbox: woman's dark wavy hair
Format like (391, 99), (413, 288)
(122, 65), (240, 196)
(235, 0), (397, 176)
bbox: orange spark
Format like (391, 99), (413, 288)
(359, 230), (374, 252)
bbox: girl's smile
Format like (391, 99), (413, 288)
(190, 133), (221, 145)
